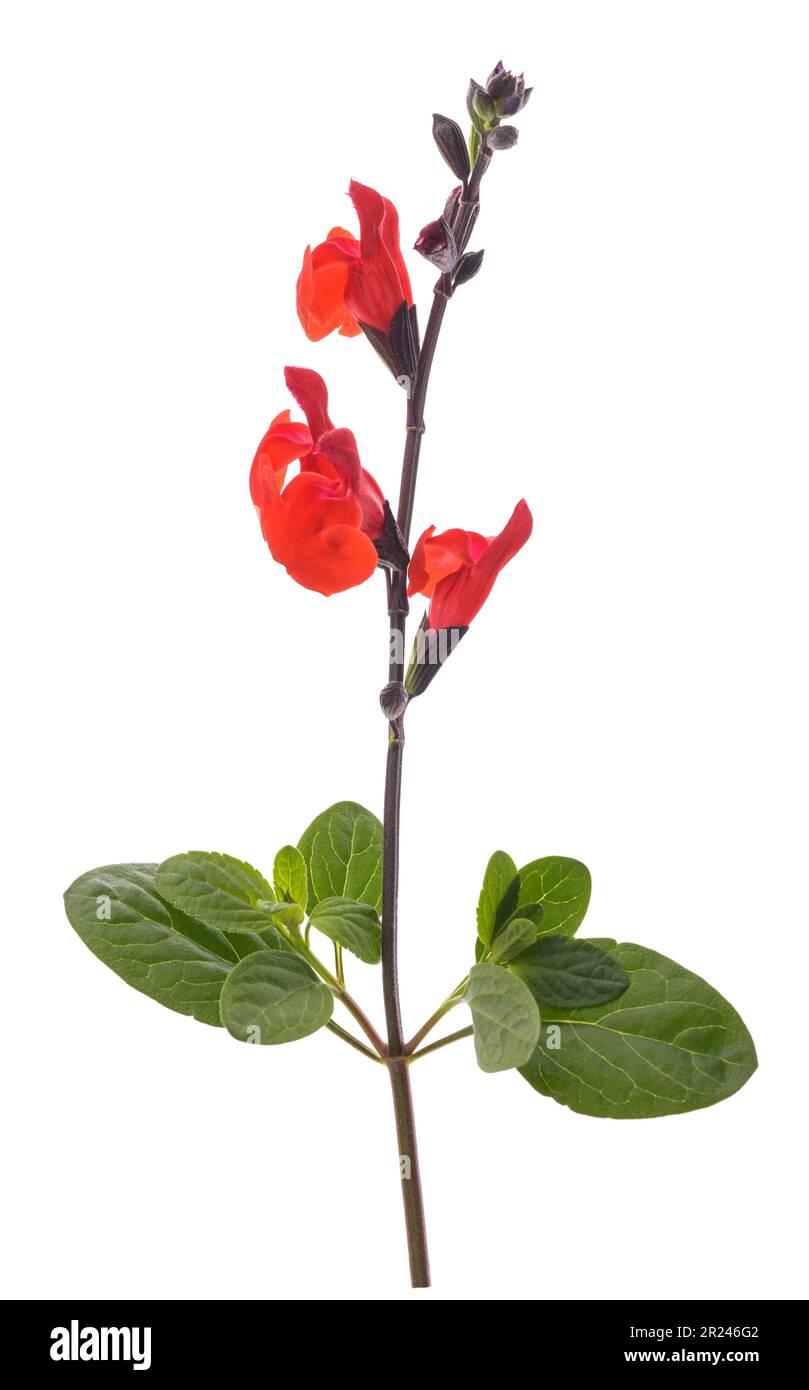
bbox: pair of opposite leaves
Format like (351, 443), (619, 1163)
(64, 800), (757, 1120)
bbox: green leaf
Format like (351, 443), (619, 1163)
(273, 845), (308, 910)
(510, 936), (629, 1007)
(297, 801), (383, 913)
(516, 856), (591, 938)
(308, 897), (382, 965)
(220, 952), (333, 1044)
(476, 850), (519, 946)
(500, 901), (545, 935)
(155, 851), (280, 933)
(265, 902), (305, 931)
(465, 963), (541, 1073)
(519, 941), (757, 1118)
(489, 917), (538, 964)
(64, 863), (271, 1027)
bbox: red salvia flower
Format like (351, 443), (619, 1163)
(283, 366), (385, 540)
(250, 368), (385, 595)
(343, 180), (413, 333)
(296, 227), (362, 342)
(297, 182), (413, 342)
(407, 500), (534, 628)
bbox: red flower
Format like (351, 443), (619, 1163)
(407, 500), (533, 628)
(343, 180), (413, 333)
(250, 368), (385, 596)
(297, 182), (413, 341)
(296, 227), (362, 342)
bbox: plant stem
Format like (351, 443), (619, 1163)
(379, 142), (494, 1289)
(406, 976), (469, 1054)
(387, 1058), (430, 1284)
(326, 1020), (383, 1063)
(381, 714), (430, 1285)
(335, 988), (387, 1057)
(409, 1026), (474, 1063)
(299, 940), (387, 1057)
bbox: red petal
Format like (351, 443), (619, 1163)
(296, 231), (361, 341)
(407, 525), (488, 597)
(344, 180), (413, 333)
(255, 468), (376, 595)
(249, 409), (312, 505)
(428, 501), (533, 628)
(314, 428), (386, 540)
(284, 366), (333, 443)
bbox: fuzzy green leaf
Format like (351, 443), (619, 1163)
(476, 850), (519, 946)
(510, 936), (629, 1007)
(465, 963), (541, 1072)
(516, 856), (591, 938)
(297, 802), (383, 913)
(155, 851), (281, 933)
(519, 941), (757, 1117)
(220, 952), (333, 1044)
(308, 897), (382, 964)
(273, 845), (308, 910)
(489, 917), (538, 964)
(64, 863), (271, 1026)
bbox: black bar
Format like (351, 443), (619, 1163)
(1, 1299), (801, 1376)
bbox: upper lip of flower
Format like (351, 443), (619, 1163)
(408, 500), (534, 628)
(296, 182), (414, 343)
(343, 180), (414, 334)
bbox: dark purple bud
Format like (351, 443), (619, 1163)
(467, 78), (496, 133)
(379, 681), (409, 720)
(486, 60), (505, 87)
(498, 81), (532, 117)
(432, 113), (470, 184)
(414, 216), (458, 272)
(488, 69), (518, 103)
(487, 124), (519, 151)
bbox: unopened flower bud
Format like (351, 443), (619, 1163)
(467, 78), (496, 133)
(485, 62), (532, 117)
(379, 681), (409, 720)
(498, 83), (532, 118)
(414, 216), (457, 272)
(487, 125), (519, 151)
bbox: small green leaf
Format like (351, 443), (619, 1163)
(308, 897), (382, 965)
(273, 845), (308, 910)
(297, 802), (383, 913)
(498, 900), (545, 938)
(516, 856), (591, 938)
(264, 902), (305, 931)
(489, 917), (537, 964)
(477, 850), (519, 946)
(155, 851), (279, 933)
(64, 863), (270, 1026)
(220, 952), (333, 1044)
(519, 941), (757, 1118)
(510, 936), (629, 1007)
(465, 963), (541, 1072)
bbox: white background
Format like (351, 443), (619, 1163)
(2, 1), (807, 1302)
